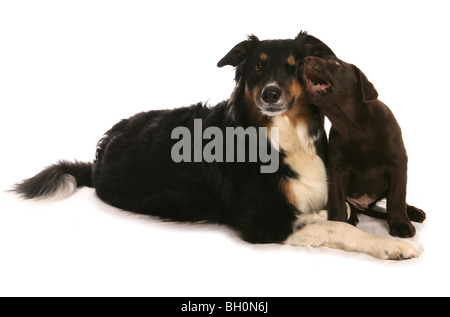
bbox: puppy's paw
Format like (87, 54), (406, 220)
(389, 221), (416, 238)
(407, 205), (426, 223)
(380, 239), (421, 260)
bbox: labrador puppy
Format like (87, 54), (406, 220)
(301, 56), (426, 237)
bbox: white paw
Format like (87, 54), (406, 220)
(378, 239), (422, 260)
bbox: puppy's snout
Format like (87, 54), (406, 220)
(261, 86), (281, 104)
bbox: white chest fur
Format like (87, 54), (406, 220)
(269, 115), (328, 213)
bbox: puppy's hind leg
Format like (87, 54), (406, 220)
(284, 212), (421, 260)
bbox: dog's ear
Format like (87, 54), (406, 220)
(353, 65), (378, 103)
(296, 31), (335, 57)
(217, 35), (260, 68)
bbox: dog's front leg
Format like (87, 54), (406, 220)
(326, 163), (350, 222)
(284, 212), (421, 260)
(386, 165), (416, 238)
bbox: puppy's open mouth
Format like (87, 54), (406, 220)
(303, 68), (332, 95)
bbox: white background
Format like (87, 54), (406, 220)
(1, 0), (449, 296)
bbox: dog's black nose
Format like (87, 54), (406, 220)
(261, 86), (281, 104)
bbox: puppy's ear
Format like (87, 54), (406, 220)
(217, 35), (260, 67)
(296, 30), (335, 57)
(353, 65), (378, 103)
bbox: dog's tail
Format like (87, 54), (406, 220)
(14, 160), (93, 200)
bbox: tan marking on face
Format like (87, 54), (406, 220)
(260, 52), (267, 62)
(289, 79), (303, 98)
(287, 55), (296, 67)
(244, 83), (257, 105)
(281, 79), (307, 124)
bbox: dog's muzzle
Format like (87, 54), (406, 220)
(258, 85), (292, 116)
(261, 85), (281, 104)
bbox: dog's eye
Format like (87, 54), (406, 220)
(254, 63), (263, 72)
(331, 59), (341, 66)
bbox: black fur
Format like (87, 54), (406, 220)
(15, 31), (334, 244)
(15, 160), (92, 199)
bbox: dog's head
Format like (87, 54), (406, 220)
(217, 31), (334, 123)
(302, 56), (378, 107)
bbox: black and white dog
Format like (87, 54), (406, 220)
(15, 31), (420, 260)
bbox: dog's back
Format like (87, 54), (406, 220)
(92, 103), (230, 222)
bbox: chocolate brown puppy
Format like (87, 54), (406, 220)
(302, 56), (426, 238)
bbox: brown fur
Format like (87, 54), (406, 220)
(302, 56), (426, 237)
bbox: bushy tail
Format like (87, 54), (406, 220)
(14, 160), (93, 200)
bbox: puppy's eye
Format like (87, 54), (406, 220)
(331, 59), (341, 66)
(254, 63), (263, 72)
